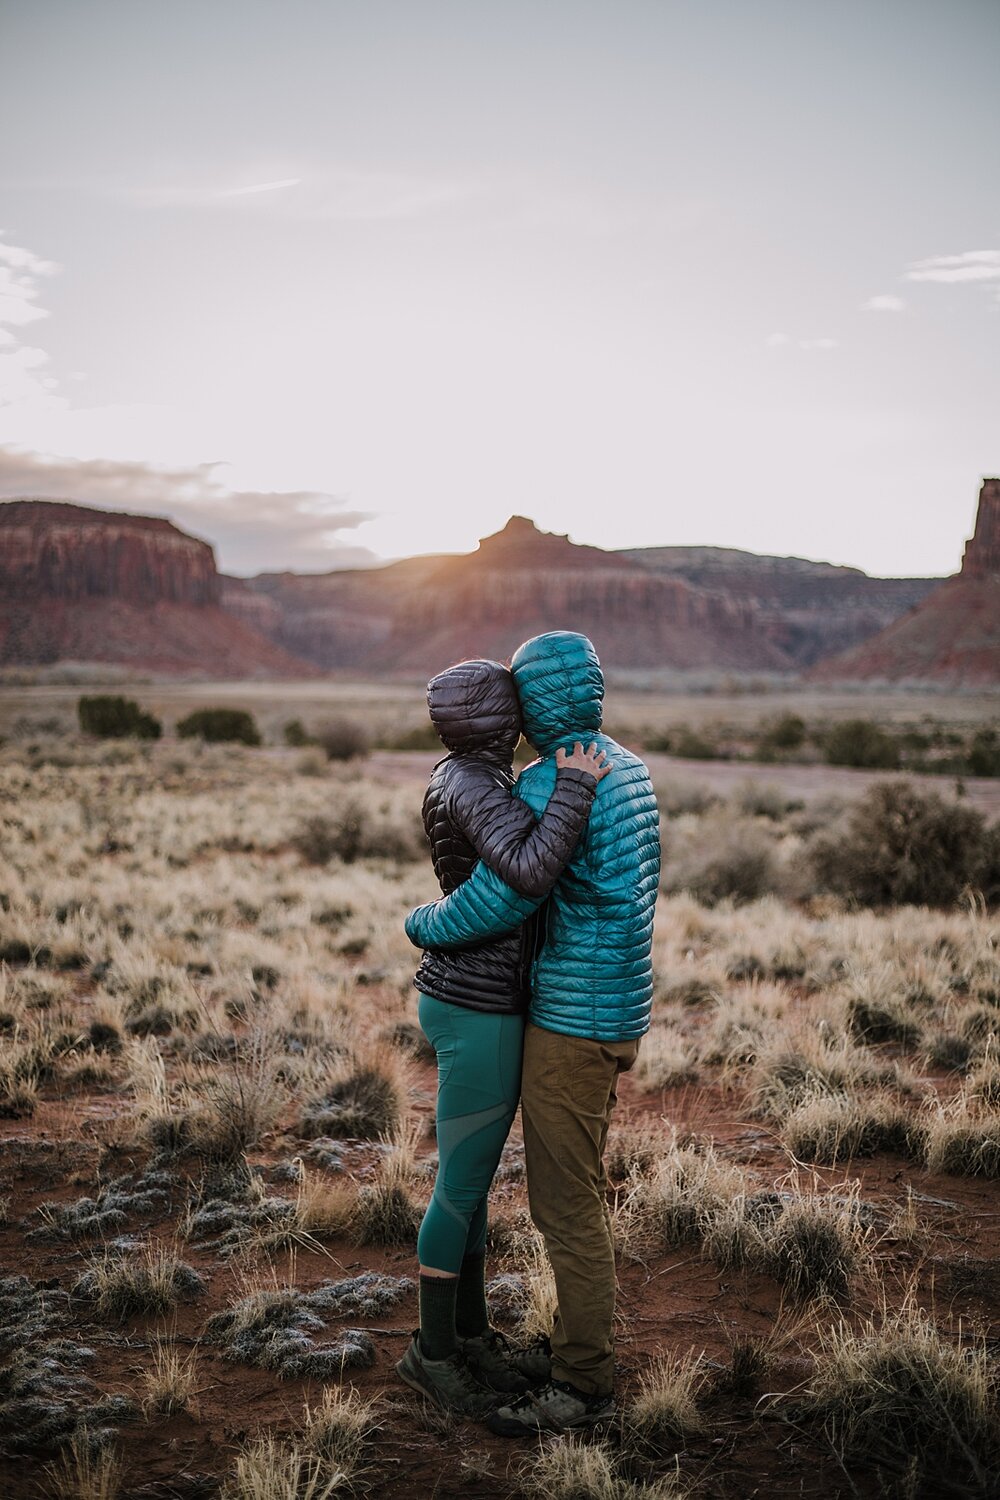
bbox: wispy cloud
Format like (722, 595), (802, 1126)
(220, 178), (302, 198)
(129, 165), (470, 222)
(0, 447), (379, 575)
(904, 249), (1000, 284)
(0, 235), (61, 411)
(862, 294), (906, 312)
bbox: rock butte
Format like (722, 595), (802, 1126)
(0, 484), (994, 683)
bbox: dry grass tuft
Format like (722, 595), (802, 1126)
(517, 1436), (686, 1499)
(301, 1385), (381, 1482)
(141, 1339), (200, 1418)
(46, 1437), (123, 1500)
(794, 1292), (1000, 1489)
(621, 1351), (707, 1458)
(74, 1244), (206, 1319)
(300, 1044), (408, 1141)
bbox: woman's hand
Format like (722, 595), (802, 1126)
(556, 741), (613, 781)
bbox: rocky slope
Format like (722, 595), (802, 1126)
(241, 516), (797, 674)
(810, 479), (1000, 685)
(622, 545), (938, 666)
(2, 492), (981, 681)
(0, 500), (315, 676)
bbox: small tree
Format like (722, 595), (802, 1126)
(176, 708), (260, 746)
(78, 695), (161, 740)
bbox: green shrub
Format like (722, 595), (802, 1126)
(176, 708), (260, 745)
(823, 719), (900, 770)
(315, 717), (370, 761)
(78, 695), (161, 740)
(758, 712), (806, 756)
(283, 718), (312, 747)
(811, 780), (992, 908)
(968, 728), (1000, 778)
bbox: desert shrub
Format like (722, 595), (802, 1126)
(299, 1049), (405, 1139)
(758, 712), (807, 757)
(314, 716), (371, 761)
(782, 1092), (922, 1165)
(73, 1247), (205, 1319)
(282, 717), (311, 747)
(292, 798), (422, 865)
(823, 718), (900, 769)
(810, 781), (992, 908)
(924, 1107), (1000, 1176)
(176, 708), (260, 745)
(78, 694), (161, 740)
(968, 727), (1000, 778)
(204, 1278), (390, 1379)
(793, 1297), (1000, 1490)
(661, 815), (782, 906)
(732, 780), (802, 820)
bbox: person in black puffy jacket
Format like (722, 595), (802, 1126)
(395, 657), (611, 1417)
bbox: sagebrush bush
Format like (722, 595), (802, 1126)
(314, 716), (371, 761)
(661, 814), (782, 906)
(810, 780), (994, 908)
(176, 708), (261, 746)
(78, 694), (161, 740)
(292, 798), (422, 865)
(823, 718), (900, 769)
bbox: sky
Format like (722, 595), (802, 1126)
(0, 0), (997, 577)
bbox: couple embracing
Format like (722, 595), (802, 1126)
(397, 630), (660, 1437)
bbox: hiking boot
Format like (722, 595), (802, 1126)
(508, 1333), (552, 1386)
(486, 1377), (615, 1436)
(458, 1328), (531, 1395)
(395, 1332), (500, 1418)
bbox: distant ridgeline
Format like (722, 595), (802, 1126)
(1, 482), (996, 683)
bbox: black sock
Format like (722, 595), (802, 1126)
(418, 1274), (458, 1360)
(455, 1251), (490, 1339)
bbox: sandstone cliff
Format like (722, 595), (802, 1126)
(810, 479), (1000, 685)
(0, 499), (316, 677)
(623, 543), (939, 666)
(245, 516), (795, 674)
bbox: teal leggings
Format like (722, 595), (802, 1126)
(416, 992), (525, 1274)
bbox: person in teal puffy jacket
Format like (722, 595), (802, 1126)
(406, 630), (661, 1435)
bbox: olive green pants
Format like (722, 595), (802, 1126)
(520, 1020), (640, 1397)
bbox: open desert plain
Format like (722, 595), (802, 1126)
(0, 681), (998, 1500)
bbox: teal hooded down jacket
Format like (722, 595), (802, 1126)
(405, 632), (661, 1042)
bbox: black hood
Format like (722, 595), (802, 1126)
(427, 658), (521, 756)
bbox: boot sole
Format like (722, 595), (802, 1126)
(486, 1405), (614, 1437)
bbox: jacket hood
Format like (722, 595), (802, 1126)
(510, 631), (604, 754)
(426, 658), (522, 756)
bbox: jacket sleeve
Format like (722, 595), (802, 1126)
(447, 763), (596, 899)
(405, 857), (540, 949)
(405, 759), (564, 950)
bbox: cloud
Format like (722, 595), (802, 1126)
(862, 294), (906, 312)
(0, 446), (379, 575)
(128, 165), (470, 222)
(904, 250), (1000, 284)
(0, 235), (63, 415)
(220, 178), (302, 198)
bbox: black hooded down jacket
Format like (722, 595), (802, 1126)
(413, 658), (598, 1014)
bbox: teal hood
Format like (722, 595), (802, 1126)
(510, 631), (604, 755)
